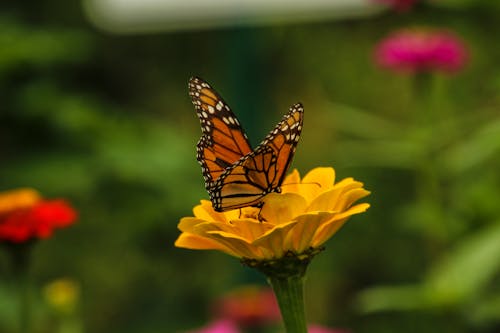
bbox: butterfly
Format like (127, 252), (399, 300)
(188, 76), (303, 212)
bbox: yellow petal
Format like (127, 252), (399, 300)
(312, 203), (370, 247)
(178, 219), (263, 258)
(307, 180), (367, 212)
(333, 188), (371, 212)
(174, 233), (235, 254)
(252, 221), (298, 259)
(206, 231), (263, 259)
(191, 221), (228, 235)
(299, 167), (336, 202)
(195, 200), (242, 223)
(223, 208), (242, 221)
(177, 217), (207, 232)
(284, 212), (334, 253)
(347, 202), (371, 215)
(187, 218), (269, 243)
(281, 169), (301, 194)
(303, 167), (336, 187)
(312, 217), (349, 248)
(261, 192), (307, 225)
(333, 177), (355, 189)
(193, 200), (226, 222)
(307, 188), (342, 212)
(230, 218), (274, 242)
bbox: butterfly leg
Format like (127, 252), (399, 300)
(256, 202), (267, 222)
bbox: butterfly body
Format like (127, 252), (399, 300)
(189, 77), (303, 212)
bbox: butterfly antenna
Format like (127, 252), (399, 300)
(281, 181), (322, 188)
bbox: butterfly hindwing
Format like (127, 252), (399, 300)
(210, 103), (304, 211)
(208, 147), (276, 211)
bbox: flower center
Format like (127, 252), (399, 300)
(240, 210), (259, 220)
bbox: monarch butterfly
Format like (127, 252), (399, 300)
(189, 76), (303, 212)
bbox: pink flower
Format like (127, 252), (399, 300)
(186, 319), (240, 333)
(214, 285), (281, 327)
(374, 0), (418, 11)
(374, 28), (469, 74)
(308, 324), (351, 333)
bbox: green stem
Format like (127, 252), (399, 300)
(412, 73), (450, 243)
(269, 274), (307, 333)
(412, 72), (434, 127)
(7, 243), (33, 333)
(243, 249), (322, 332)
(19, 270), (30, 333)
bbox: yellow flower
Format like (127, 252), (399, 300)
(175, 167), (370, 261)
(43, 278), (80, 314)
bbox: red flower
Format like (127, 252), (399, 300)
(214, 285), (281, 327)
(374, 28), (469, 74)
(0, 188), (77, 243)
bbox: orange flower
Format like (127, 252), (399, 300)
(175, 167), (370, 261)
(0, 188), (77, 243)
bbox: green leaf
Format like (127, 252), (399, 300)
(425, 221), (500, 303)
(439, 118), (500, 175)
(356, 222), (500, 313)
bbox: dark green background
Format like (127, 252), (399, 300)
(1, 1), (499, 332)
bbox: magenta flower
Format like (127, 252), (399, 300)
(374, 28), (469, 74)
(308, 324), (351, 333)
(373, 0), (419, 11)
(186, 319), (240, 333)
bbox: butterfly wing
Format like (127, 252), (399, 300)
(210, 103), (304, 212)
(189, 77), (252, 189)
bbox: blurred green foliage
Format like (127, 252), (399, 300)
(0, 1), (499, 333)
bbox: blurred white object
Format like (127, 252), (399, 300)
(83, 0), (379, 33)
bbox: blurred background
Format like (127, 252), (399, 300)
(1, 0), (499, 332)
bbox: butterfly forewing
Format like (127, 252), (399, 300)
(260, 103), (304, 187)
(189, 77), (252, 184)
